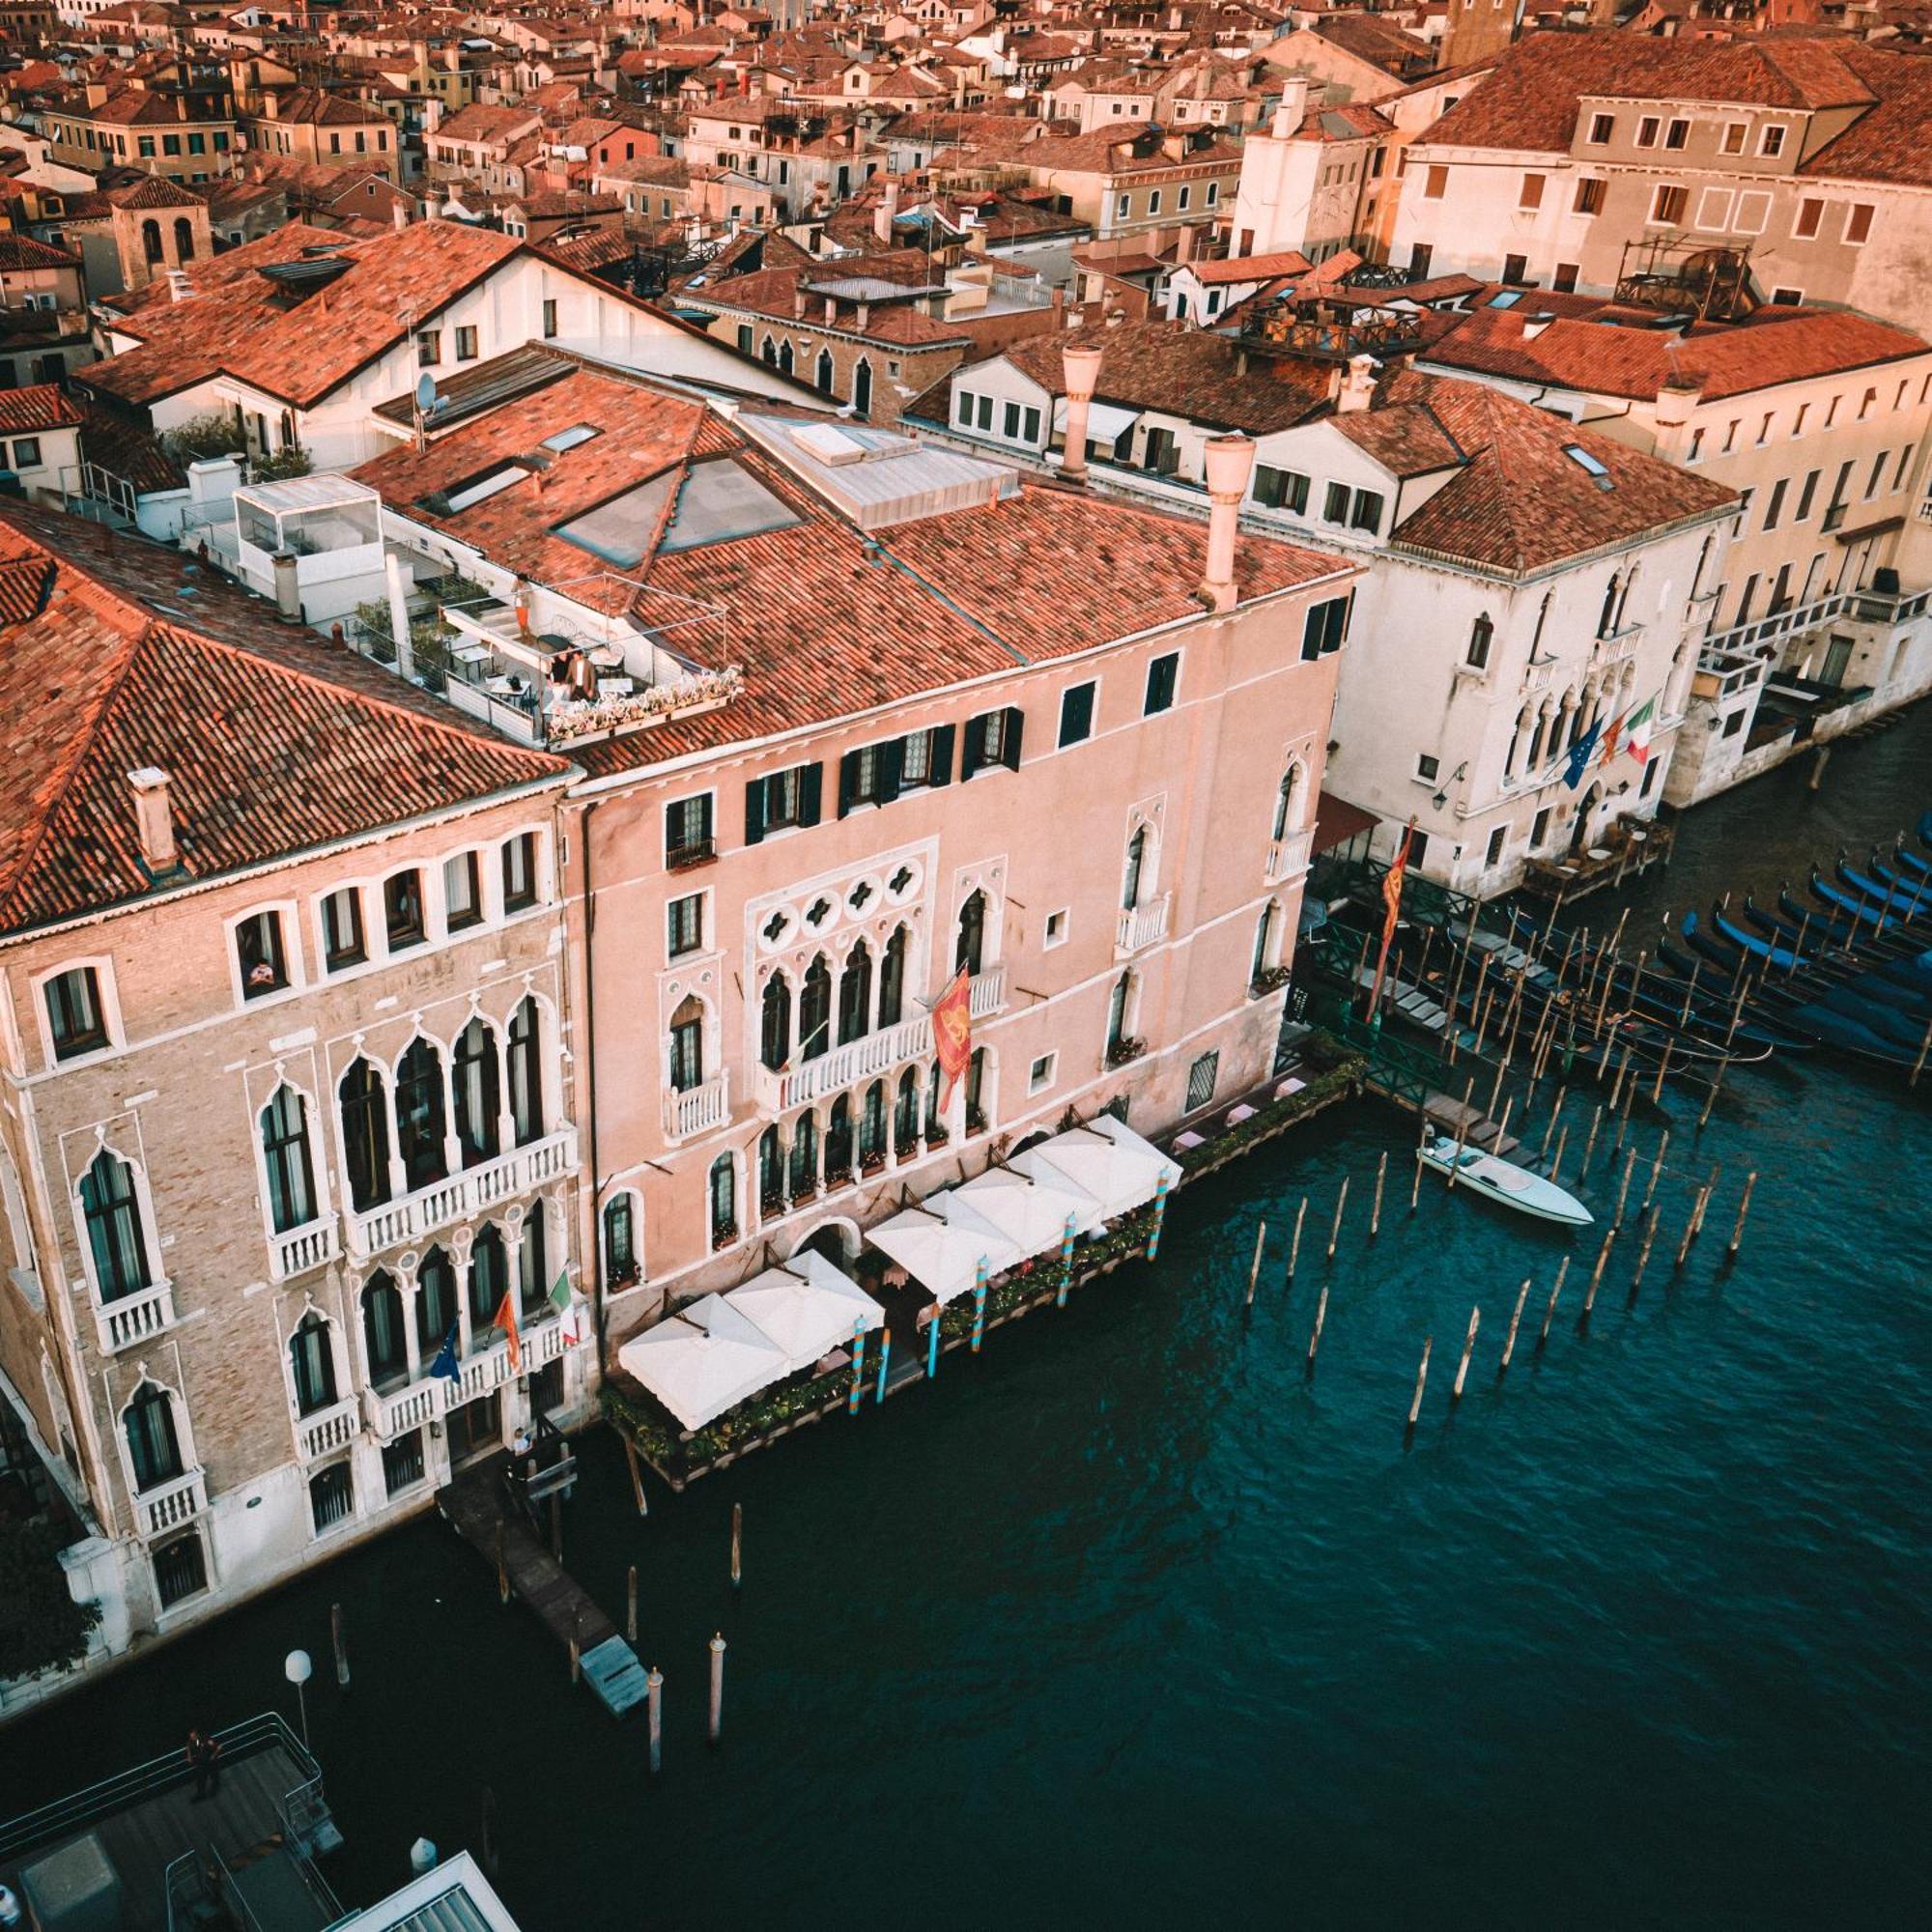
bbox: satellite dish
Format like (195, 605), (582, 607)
(415, 372), (438, 414)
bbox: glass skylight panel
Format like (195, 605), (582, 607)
(657, 459), (801, 553)
(542, 424), (600, 452)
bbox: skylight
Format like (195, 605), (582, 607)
(1563, 444), (1615, 491)
(658, 459), (801, 553)
(1488, 289), (1523, 309)
(443, 466), (527, 513)
(542, 424), (600, 452)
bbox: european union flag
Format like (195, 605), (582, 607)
(1563, 719), (1603, 791)
(429, 1321), (461, 1382)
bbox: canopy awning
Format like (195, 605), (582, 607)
(1053, 397), (1140, 443)
(724, 1260), (882, 1375)
(616, 1294), (789, 1432)
(867, 1200), (1019, 1304)
(947, 1163), (1102, 1257)
(1011, 1118), (1179, 1221)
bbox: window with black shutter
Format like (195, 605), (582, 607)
(1299, 596), (1350, 661)
(1144, 652), (1179, 716)
(837, 738), (906, 815)
(1058, 681), (1095, 749)
(962, 705), (1024, 778)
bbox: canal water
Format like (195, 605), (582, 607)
(4, 717), (1929, 1930)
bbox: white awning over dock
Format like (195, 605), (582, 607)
(724, 1257), (883, 1374)
(1010, 1118), (1179, 1220)
(616, 1294), (789, 1431)
(867, 1200), (1020, 1304)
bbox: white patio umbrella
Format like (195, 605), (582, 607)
(725, 1262), (882, 1374)
(1086, 1113), (1183, 1201)
(948, 1164), (1098, 1257)
(1012, 1121), (1176, 1221)
(867, 1200), (1019, 1304)
(615, 1293), (788, 1432)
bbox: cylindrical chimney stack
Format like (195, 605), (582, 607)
(1200, 433), (1256, 612)
(271, 551), (301, 624)
(1060, 343), (1102, 481)
(873, 178), (900, 245)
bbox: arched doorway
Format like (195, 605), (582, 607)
(788, 1217), (860, 1268)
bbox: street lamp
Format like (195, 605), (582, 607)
(285, 1648), (313, 1747)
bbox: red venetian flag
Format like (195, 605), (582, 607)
(931, 965), (973, 1105)
(1365, 819), (1413, 1024)
(493, 1291), (523, 1375)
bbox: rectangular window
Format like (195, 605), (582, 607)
(542, 298), (557, 339)
(1502, 253), (1528, 286)
(737, 324), (753, 354)
(1350, 488), (1385, 534)
(1115, 193), (1129, 218)
(162, 135), (181, 157)
(1057, 681), (1096, 749)
(1206, 182), (1218, 207)
(1417, 753), (1440, 782)
(138, 137), (155, 158)
(501, 833), (538, 912)
(1762, 478), (1787, 531)
(1322, 480), (1350, 525)
(976, 394), (993, 432)
(1795, 469), (1820, 521)
(1865, 451), (1888, 498)
(1695, 187), (1734, 232)
(1183, 1050), (1219, 1112)
(1721, 121), (1747, 155)
(442, 851), (482, 931)
(1023, 405), (1042, 443)
(44, 966), (106, 1059)
(1531, 807), (1551, 849)
(1029, 1052), (1058, 1095)
(1636, 116), (1661, 148)
(321, 888), (365, 971)
(454, 326), (478, 360)
(154, 1531), (208, 1609)
(1300, 594), (1350, 660)
(417, 330), (440, 366)
(961, 706), (1024, 777)
(1252, 464), (1309, 512)
(1759, 124), (1786, 157)
(744, 762), (821, 843)
(12, 437), (40, 469)
(384, 870), (426, 950)
(955, 389), (973, 427)
(236, 910), (288, 999)
(667, 892), (703, 959)
(1177, 185), (1190, 211)
(1485, 826), (1507, 868)
(1845, 203), (1873, 245)
(1554, 263), (1579, 294)
(898, 727), (936, 787)
(665, 793), (715, 867)
(1423, 164), (1446, 200)
(1574, 177), (1605, 215)
(1795, 198), (1824, 240)
(1664, 118), (1689, 151)
(187, 132), (205, 156)
(1587, 112), (1614, 145)
(383, 1432), (425, 1496)
(1519, 172), (1545, 210)
(1650, 185), (1688, 226)
(1144, 651), (1179, 715)
(1147, 190), (1161, 215)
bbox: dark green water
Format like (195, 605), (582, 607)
(5, 717), (1929, 1930)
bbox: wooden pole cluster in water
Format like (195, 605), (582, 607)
(1327, 1178), (1350, 1260)
(1538, 1259), (1569, 1350)
(1406, 1337), (1432, 1437)
(1498, 1278), (1530, 1376)
(1370, 1152), (1387, 1237)
(1307, 1283), (1329, 1373)
(1727, 1172), (1758, 1260)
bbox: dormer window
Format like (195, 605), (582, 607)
(236, 910), (290, 1000)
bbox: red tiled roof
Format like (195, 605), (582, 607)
(0, 384), (83, 435)
(0, 502), (564, 934)
(1424, 302), (1931, 404)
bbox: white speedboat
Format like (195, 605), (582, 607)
(1417, 1131), (1593, 1228)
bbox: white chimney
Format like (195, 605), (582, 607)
(271, 550), (301, 624)
(128, 767), (177, 873)
(392, 198), (410, 231)
(1337, 353), (1378, 414)
(1200, 433), (1256, 612)
(1060, 342), (1102, 481)
(873, 177), (899, 245)
(165, 268), (191, 303)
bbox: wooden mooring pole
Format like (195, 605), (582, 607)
(1287, 1197), (1307, 1282)
(1539, 1087), (1566, 1162)
(626, 1565), (639, 1646)
(1548, 1124), (1569, 1187)
(1537, 1259), (1569, 1351)
(730, 1502), (744, 1590)
(496, 1520), (508, 1605)
(1727, 1172), (1758, 1261)
(1306, 1283), (1329, 1374)
(1578, 1103), (1604, 1182)
(1451, 1306), (1480, 1403)
(331, 1604), (349, 1691)
(1641, 1130), (1671, 1215)
(1326, 1178), (1349, 1261)
(1245, 1220), (1266, 1310)
(1370, 1151), (1387, 1237)
(570, 1610), (582, 1686)
(1498, 1278), (1530, 1377)
(647, 1669), (664, 1775)
(1912, 1015), (1932, 1089)
(1613, 1147), (1638, 1229)
(1582, 1227), (1616, 1319)
(1406, 1338), (1432, 1439)
(624, 1437), (649, 1519)
(1630, 1207), (1662, 1300)
(708, 1634), (726, 1747)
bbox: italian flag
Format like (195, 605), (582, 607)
(1624, 695), (1659, 764)
(550, 1270), (581, 1347)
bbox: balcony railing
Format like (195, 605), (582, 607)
(1116, 894), (1171, 958)
(295, 1395), (360, 1463)
(136, 1466), (206, 1540)
(665, 1070), (730, 1141)
(751, 967), (1007, 1115)
(270, 1219), (340, 1283)
(1703, 584), (1927, 660)
(345, 1126), (578, 1257)
(362, 1311), (571, 1441)
(96, 1280), (176, 1356)
(363, 1376), (441, 1443)
(1266, 828), (1313, 884)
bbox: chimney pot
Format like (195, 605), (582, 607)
(1200, 432), (1256, 611)
(1059, 343), (1103, 480)
(128, 767), (178, 873)
(1337, 352), (1378, 413)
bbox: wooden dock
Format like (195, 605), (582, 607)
(1421, 1090), (1523, 1157)
(437, 1453), (649, 1719)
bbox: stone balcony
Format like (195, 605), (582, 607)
(665, 1070), (730, 1143)
(753, 965), (1007, 1114)
(95, 1279), (176, 1356)
(270, 1218), (341, 1283)
(1266, 828), (1313, 885)
(1116, 895), (1171, 959)
(135, 1466), (206, 1540)
(345, 1126), (578, 1258)
(295, 1394), (361, 1464)
(360, 1310), (572, 1442)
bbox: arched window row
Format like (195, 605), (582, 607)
(336, 996), (552, 1215)
(754, 923), (915, 1071)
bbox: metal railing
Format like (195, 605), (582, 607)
(0, 1714), (321, 1867)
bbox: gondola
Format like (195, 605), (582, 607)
(1837, 860), (1932, 924)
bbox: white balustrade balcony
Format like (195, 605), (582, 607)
(296, 1394), (361, 1463)
(362, 1311), (568, 1439)
(95, 1279), (176, 1356)
(136, 1466), (206, 1539)
(1266, 829), (1313, 885)
(363, 1376), (442, 1443)
(345, 1127), (578, 1258)
(665, 1070), (730, 1142)
(270, 1218), (340, 1282)
(1116, 894), (1172, 958)
(753, 966), (1007, 1115)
